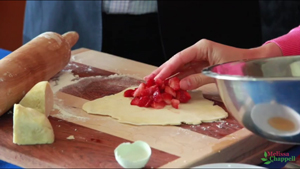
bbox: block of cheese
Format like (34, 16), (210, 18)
(13, 104), (54, 145)
(19, 81), (53, 116)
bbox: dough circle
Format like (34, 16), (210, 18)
(82, 87), (228, 125)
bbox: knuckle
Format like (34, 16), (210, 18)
(197, 39), (211, 47)
(194, 39), (212, 60)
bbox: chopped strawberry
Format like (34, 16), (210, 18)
(137, 96), (153, 107)
(133, 83), (146, 97)
(162, 93), (173, 104)
(155, 78), (164, 86)
(171, 99), (180, 109)
(140, 88), (151, 96)
(145, 98), (153, 107)
(140, 85), (157, 96)
(127, 76), (191, 109)
(146, 77), (155, 87)
(124, 89), (135, 97)
(130, 97), (140, 105)
(164, 78), (170, 86)
(155, 78), (165, 90)
(165, 86), (176, 97)
(151, 101), (166, 109)
(153, 90), (163, 102)
(176, 90), (191, 103)
(168, 77), (181, 91)
(152, 85), (160, 93)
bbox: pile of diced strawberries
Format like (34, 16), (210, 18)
(123, 77), (191, 109)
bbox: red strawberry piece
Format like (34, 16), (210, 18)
(133, 83), (146, 97)
(155, 78), (165, 90)
(130, 97), (140, 105)
(145, 97), (153, 107)
(168, 77), (181, 91)
(171, 99), (180, 109)
(146, 77), (155, 87)
(162, 93), (173, 104)
(141, 88), (151, 96)
(149, 85), (159, 94)
(155, 78), (164, 85)
(124, 89), (135, 97)
(176, 90), (191, 103)
(151, 101), (166, 109)
(153, 90), (163, 102)
(137, 96), (152, 107)
(164, 78), (170, 86)
(141, 85), (159, 96)
(165, 86), (176, 97)
(152, 85), (160, 93)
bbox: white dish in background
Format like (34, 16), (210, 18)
(192, 163), (267, 168)
(251, 102), (300, 136)
(114, 140), (151, 168)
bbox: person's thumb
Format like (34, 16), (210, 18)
(180, 73), (215, 90)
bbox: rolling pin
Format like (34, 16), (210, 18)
(0, 31), (79, 116)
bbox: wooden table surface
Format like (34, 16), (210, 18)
(0, 48), (293, 168)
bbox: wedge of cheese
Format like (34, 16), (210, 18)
(13, 104), (54, 145)
(19, 81), (53, 117)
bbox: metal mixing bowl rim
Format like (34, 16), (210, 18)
(202, 59), (300, 81)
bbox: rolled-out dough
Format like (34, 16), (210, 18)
(13, 104), (54, 145)
(82, 87), (228, 125)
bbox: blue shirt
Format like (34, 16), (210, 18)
(23, 1), (104, 51)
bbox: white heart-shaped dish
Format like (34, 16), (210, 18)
(114, 140), (152, 168)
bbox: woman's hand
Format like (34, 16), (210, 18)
(145, 39), (282, 90)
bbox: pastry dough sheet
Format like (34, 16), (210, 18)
(82, 87), (228, 125)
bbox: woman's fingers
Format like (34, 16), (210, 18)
(144, 61), (167, 81)
(144, 39), (214, 82)
(175, 61), (209, 79)
(144, 61), (186, 81)
(180, 73), (215, 90)
(144, 73), (156, 81)
(153, 45), (200, 81)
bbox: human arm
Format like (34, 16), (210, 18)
(264, 25), (300, 56)
(145, 40), (281, 90)
(145, 26), (300, 90)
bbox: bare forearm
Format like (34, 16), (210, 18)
(246, 25), (300, 60)
(247, 43), (283, 60)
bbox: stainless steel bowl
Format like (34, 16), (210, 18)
(202, 55), (300, 144)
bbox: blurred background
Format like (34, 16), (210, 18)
(0, 1), (25, 51)
(1, 0), (300, 52)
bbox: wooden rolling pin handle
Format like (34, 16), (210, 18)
(62, 31), (79, 48)
(0, 31), (79, 116)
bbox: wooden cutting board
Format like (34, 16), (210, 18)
(0, 48), (293, 168)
